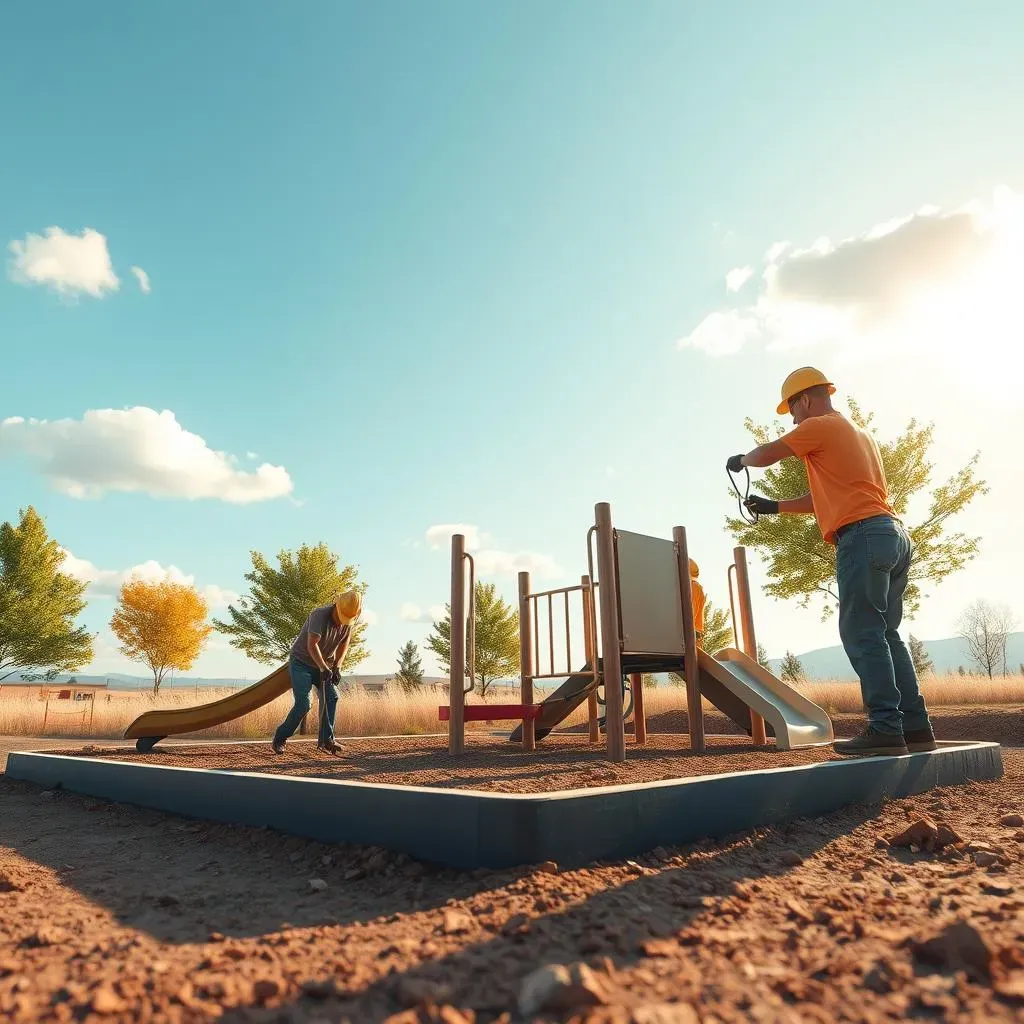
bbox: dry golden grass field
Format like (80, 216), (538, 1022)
(1, 671), (1022, 741)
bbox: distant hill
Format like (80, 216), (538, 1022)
(766, 632), (1024, 681)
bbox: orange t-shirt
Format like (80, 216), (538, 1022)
(690, 579), (705, 635)
(780, 412), (894, 545)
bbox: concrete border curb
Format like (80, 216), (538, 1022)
(6, 741), (1003, 869)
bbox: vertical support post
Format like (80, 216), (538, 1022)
(673, 526), (705, 753)
(581, 574), (600, 744)
(595, 503), (625, 763)
(518, 571), (535, 752)
(630, 673), (647, 744)
(448, 534), (467, 754)
(733, 546), (768, 746)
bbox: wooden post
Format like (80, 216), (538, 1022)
(518, 571), (535, 751)
(673, 526), (705, 753)
(733, 546), (768, 745)
(448, 534), (467, 754)
(581, 574), (600, 744)
(630, 672), (647, 744)
(595, 503), (625, 763)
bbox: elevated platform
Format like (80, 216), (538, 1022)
(6, 740), (1003, 870)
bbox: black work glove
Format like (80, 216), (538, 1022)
(744, 494), (779, 515)
(329, 667), (340, 686)
(319, 667), (332, 687)
(726, 454), (746, 474)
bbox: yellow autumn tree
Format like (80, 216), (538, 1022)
(110, 579), (213, 695)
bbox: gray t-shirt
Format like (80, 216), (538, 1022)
(290, 604), (351, 669)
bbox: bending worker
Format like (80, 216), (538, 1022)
(726, 367), (934, 758)
(272, 590), (363, 755)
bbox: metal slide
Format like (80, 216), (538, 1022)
(508, 666), (600, 743)
(698, 648), (834, 750)
(123, 663), (293, 752)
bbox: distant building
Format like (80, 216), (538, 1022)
(0, 679), (110, 702)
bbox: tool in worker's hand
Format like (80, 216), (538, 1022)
(726, 453), (745, 474)
(727, 460), (760, 525)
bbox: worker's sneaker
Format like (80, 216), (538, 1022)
(904, 727), (937, 752)
(832, 727), (908, 757)
(271, 738), (285, 754)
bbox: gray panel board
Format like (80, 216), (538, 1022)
(615, 530), (684, 656)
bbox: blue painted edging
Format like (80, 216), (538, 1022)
(5, 743), (1003, 870)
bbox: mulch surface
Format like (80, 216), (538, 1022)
(49, 734), (845, 793)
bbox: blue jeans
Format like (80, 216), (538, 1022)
(273, 655), (338, 746)
(836, 515), (932, 736)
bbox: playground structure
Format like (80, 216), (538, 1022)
(122, 499), (831, 759)
(440, 501), (834, 762)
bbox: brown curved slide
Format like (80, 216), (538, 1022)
(123, 663), (292, 752)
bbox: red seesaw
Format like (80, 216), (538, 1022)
(438, 704), (542, 723)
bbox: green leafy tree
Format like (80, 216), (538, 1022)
(907, 633), (934, 677)
(427, 580), (519, 696)
(779, 650), (805, 684)
(640, 673), (658, 688)
(756, 642), (770, 668)
(725, 400), (988, 620)
(0, 507), (94, 681)
(213, 543), (370, 669)
(394, 640), (425, 693)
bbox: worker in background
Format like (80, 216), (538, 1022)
(272, 590), (363, 756)
(726, 366), (934, 758)
(689, 558), (706, 645)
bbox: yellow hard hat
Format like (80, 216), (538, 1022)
(776, 366), (836, 415)
(689, 558), (699, 578)
(333, 590), (362, 625)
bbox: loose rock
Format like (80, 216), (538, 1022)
(517, 963), (611, 1017)
(912, 920), (994, 984)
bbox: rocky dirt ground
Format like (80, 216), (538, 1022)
(1, 727), (1022, 1023)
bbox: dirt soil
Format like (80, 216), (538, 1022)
(1, 731), (1022, 1024)
(49, 734), (844, 793)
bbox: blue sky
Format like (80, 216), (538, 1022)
(2, 2), (1023, 683)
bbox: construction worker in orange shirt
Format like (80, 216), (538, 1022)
(726, 367), (935, 758)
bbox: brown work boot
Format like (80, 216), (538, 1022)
(833, 726), (908, 757)
(904, 727), (937, 752)
(317, 741), (343, 755)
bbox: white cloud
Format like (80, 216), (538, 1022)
(725, 266), (753, 292)
(401, 602), (445, 624)
(0, 406), (293, 503)
(7, 226), (120, 298)
(130, 266), (151, 294)
(361, 608), (379, 627)
(676, 309), (760, 356)
(424, 523), (561, 579)
(677, 186), (1024, 386)
(59, 549), (239, 608)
